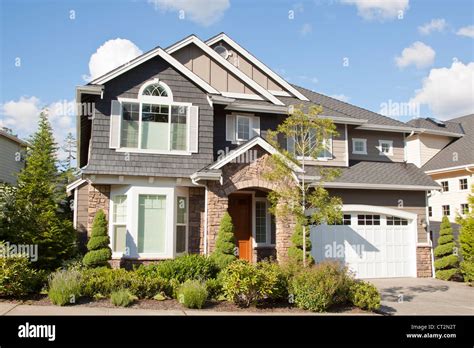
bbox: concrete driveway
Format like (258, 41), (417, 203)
(368, 277), (474, 315)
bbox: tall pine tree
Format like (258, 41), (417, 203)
(1, 111), (77, 269)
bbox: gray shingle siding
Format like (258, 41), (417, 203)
(83, 55), (214, 177)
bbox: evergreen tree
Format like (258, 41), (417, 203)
(210, 212), (236, 269)
(83, 210), (112, 267)
(434, 216), (459, 280)
(288, 220), (314, 265)
(457, 186), (474, 283)
(1, 111), (77, 269)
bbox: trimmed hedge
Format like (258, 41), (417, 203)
(434, 242), (456, 258)
(435, 268), (459, 281)
(434, 254), (459, 270)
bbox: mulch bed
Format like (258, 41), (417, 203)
(0, 295), (368, 314)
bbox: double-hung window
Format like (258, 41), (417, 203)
(112, 195), (127, 253)
(459, 178), (468, 191)
(352, 138), (367, 155)
(378, 140), (393, 156)
(176, 196), (188, 254)
(441, 181), (449, 192)
(287, 129), (333, 160)
(236, 115), (251, 141)
(255, 199), (275, 245)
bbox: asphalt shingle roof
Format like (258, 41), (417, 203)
(422, 114), (474, 171)
(306, 161), (439, 188)
(407, 117), (464, 135)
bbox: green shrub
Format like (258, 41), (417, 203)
(435, 268), (459, 281)
(434, 216), (459, 280)
(136, 254), (219, 283)
(458, 192), (474, 284)
(83, 210), (112, 267)
(288, 222), (314, 265)
(220, 260), (284, 307)
(177, 280), (208, 309)
(205, 277), (223, 300)
(256, 261), (288, 301)
(290, 262), (350, 312)
(348, 280), (381, 311)
(110, 289), (136, 307)
(48, 269), (82, 306)
(0, 255), (44, 297)
(460, 261), (474, 285)
(80, 267), (131, 298)
(210, 212), (236, 269)
(129, 273), (171, 299)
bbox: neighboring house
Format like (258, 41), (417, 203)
(69, 33), (440, 278)
(0, 128), (27, 185)
(407, 115), (474, 247)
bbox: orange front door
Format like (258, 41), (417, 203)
(228, 194), (252, 262)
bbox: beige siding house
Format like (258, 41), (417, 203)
(0, 129), (27, 185)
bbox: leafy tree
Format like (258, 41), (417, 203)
(211, 212), (236, 269)
(288, 220), (314, 265)
(265, 105), (342, 266)
(434, 216), (459, 280)
(83, 210), (112, 267)
(457, 185), (474, 283)
(0, 111), (77, 269)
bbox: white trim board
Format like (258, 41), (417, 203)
(321, 182), (441, 191)
(205, 33), (309, 102)
(166, 35), (284, 106)
(89, 47), (219, 95)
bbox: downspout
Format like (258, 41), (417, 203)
(191, 178), (209, 256)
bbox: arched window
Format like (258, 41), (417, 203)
(138, 78), (173, 101)
(142, 84), (168, 97)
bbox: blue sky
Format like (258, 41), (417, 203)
(1, 0), (473, 146)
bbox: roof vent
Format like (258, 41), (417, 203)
(214, 44), (229, 60)
(427, 117), (446, 127)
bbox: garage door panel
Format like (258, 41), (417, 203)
(311, 212), (416, 278)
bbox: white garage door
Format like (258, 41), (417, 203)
(310, 212), (417, 278)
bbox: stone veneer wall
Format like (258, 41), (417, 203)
(206, 146), (295, 262)
(87, 184), (111, 236)
(417, 245), (433, 277)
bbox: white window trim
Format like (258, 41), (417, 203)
(352, 138), (367, 155)
(117, 97), (192, 155)
(175, 188), (189, 256)
(253, 197), (275, 247)
(378, 140), (393, 156)
(440, 180), (449, 192)
(109, 188), (130, 259)
(317, 136), (333, 161)
(235, 115), (252, 142)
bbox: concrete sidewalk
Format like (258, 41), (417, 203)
(0, 302), (374, 316)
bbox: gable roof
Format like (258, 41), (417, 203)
(166, 35), (284, 106)
(89, 46), (220, 94)
(205, 33), (309, 102)
(0, 129), (28, 147)
(422, 114), (474, 172)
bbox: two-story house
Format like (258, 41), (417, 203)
(407, 115), (474, 247)
(69, 33), (440, 278)
(0, 128), (27, 185)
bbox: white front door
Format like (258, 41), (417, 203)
(311, 212), (417, 278)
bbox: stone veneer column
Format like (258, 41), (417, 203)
(87, 184), (111, 236)
(206, 181), (229, 254)
(417, 245), (433, 277)
(188, 187), (205, 254)
(275, 200), (296, 263)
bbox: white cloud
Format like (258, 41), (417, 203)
(341, 0), (409, 21)
(84, 38), (143, 82)
(329, 94), (350, 102)
(0, 97), (76, 160)
(148, 0), (230, 26)
(410, 61), (474, 119)
(456, 25), (474, 38)
(297, 75), (318, 84)
(300, 23), (313, 36)
(395, 41), (435, 69)
(418, 18), (446, 35)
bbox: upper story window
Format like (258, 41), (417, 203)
(287, 129), (333, 160)
(109, 78), (199, 154)
(428, 206), (432, 217)
(352, 138), (367, 155)
(441, 181), (449, 192)
(378, 140), (393, 156)
(236, 115), (251, 141)
(442, 205), (450, 216)
(459, 178), (468, 190)
(460, 203), (469, 215)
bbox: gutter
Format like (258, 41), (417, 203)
(320, 182), (441, 191)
